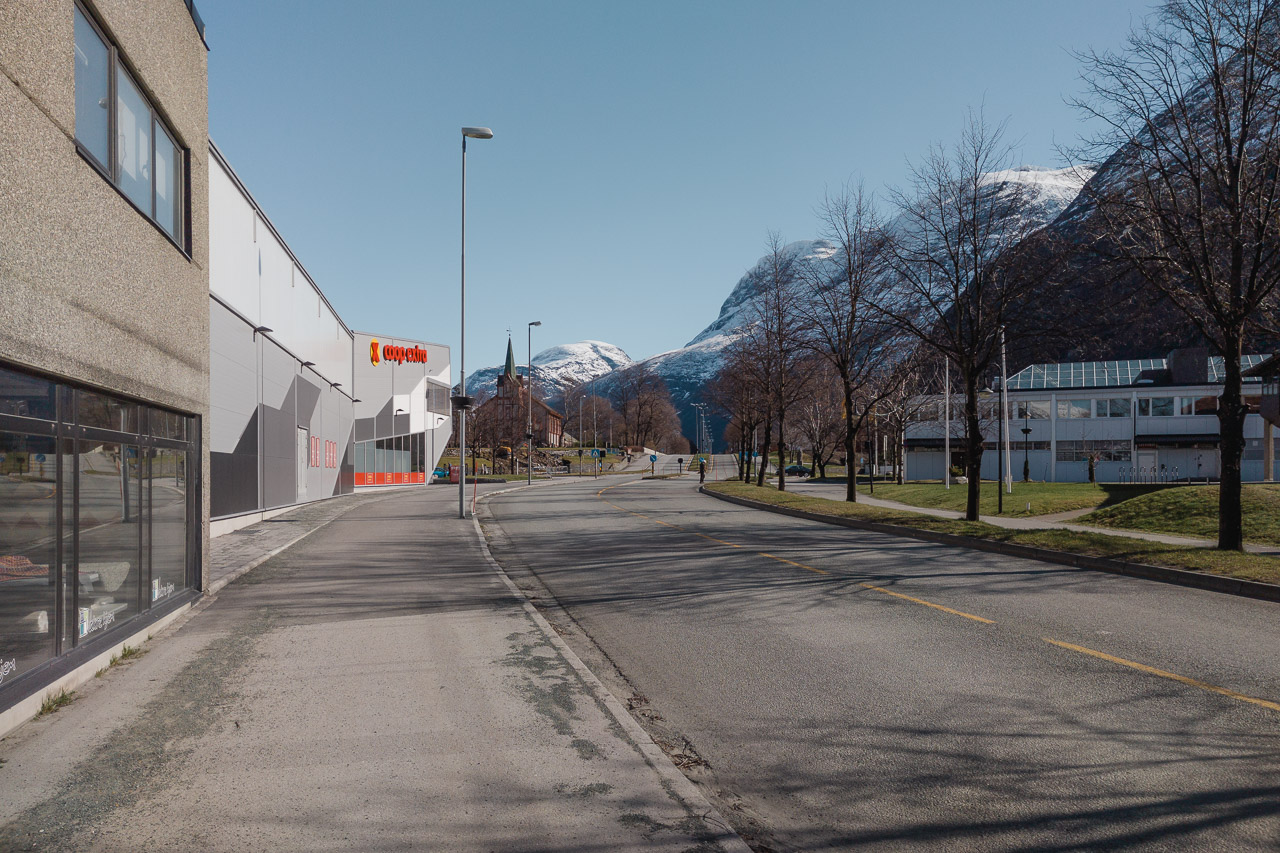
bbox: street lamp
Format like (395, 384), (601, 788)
(1021, 409), (1032, 484)
(454, 125), (493, 519)
(527, 320), (541, 486)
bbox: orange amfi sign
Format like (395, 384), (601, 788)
(369, 339), (428, 366)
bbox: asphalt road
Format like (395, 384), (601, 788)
(484, 475), (1280, 851)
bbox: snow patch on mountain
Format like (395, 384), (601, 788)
(462, 340), (633, 409)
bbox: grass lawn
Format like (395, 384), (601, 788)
(706, 480), (1280, 585)
(849, 480), (1178, 518)
(1079, 484), (1280, 546)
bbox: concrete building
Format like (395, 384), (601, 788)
(0, 1), (209, 723)
(208, 146), (453, 528)
(352, 332), (452, 487)
(905, 351), (1276, 483)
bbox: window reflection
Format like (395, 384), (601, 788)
(0, 433), (58, 684)
(79, 389), (138, 433)
(76, 442), (140, 638)
(0, 367), (57, 421)
(149, 449), (186, 604)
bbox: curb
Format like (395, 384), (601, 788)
(472, 485), (753, 853)
(700, 486), (1280, 604)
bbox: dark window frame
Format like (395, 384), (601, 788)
(73, 1), (190, 256)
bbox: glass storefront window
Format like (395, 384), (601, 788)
(1016, 400), (1050, 420)
(0, 362), (196, 696)
(150, 408), (186, 440)
(0, 367), (57, 421)
(76, 442), (141, 639)
(148, 448), (186, 605)
(80, 389), (139, 433)
(0, 433), (59, 685)
(1150, 397), (1174, 416)
(1108, 398), (1131, 418)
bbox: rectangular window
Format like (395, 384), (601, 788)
(80, 389), (139, 433)
(1178, 397), (1195, 416)
(73, 7), (110, 167)
(1108, 398), (1131, 418)
(153, 124), (182, 240)
(1194, 396), (1218, 415)
(1057, 400), (1092, 419)
(0, 366), (57, 421)
(148, 448), (186, 605)
(1137, 398), (1150, 417)
(73, 2), (186, 247)
(1015, 400), (1050, 420)
(76, 442), (142, 638)
(1150, 397), (1174, 416)
(114, 65), (151, 212)
(0, 432), (59, 681)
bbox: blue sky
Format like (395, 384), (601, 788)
(203, 0), (1153, 371)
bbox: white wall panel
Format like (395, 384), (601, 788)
(208, 158), (260, 323)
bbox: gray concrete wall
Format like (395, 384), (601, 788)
(0, 0), (210, 585)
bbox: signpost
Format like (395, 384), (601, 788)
(650, 453), (657, 476)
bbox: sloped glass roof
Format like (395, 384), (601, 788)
(1006, 355), (1268, 390)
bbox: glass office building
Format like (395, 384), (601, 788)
(0, 363), (198, 703)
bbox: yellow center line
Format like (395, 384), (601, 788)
(595, 480), (995, 623)
(1043, 638), (1280, 713)
(859, 585), (995, 623)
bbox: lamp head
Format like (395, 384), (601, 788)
(462, 127), (494, 139)
(529, 320), (542, 327)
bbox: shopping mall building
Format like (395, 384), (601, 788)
(0, 0), (450, 728)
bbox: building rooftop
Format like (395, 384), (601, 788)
(1005, 355), (1269, 391)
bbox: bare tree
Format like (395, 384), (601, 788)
(736, 234), (813, 490)
(1072, 0), (1280, 549)
(795, 358), (848, 478)
(798, 181), (899, 500)
(881, 111), (1052, 520)
(707, 348), (767, 480)
(876, 346), (944, 484)
(610, 364), (677, 450)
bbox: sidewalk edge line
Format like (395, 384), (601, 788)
(471, 485), (753, 853)
(699, 486), (1280, 604)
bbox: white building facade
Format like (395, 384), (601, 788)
(905, 352), (1277, 483)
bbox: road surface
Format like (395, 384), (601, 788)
(483, 474), (1280, 851)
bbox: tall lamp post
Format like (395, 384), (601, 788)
(1021, 410), (1032, 483)
(527, 320), (541, 486)
(452, 126), (493, 520)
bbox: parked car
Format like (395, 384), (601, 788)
(784, 464), (811, 477)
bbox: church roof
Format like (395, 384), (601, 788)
(503, 338), (518, 382)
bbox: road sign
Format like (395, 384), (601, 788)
(34, 453), (45, 463)
(649, 454), (657, 462)
(590, 448), (600, 458)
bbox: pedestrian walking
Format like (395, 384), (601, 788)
(699, 460), (706, 483)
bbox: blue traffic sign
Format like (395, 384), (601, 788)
(649, 454), (657, 462)
(590, 448), (600, 458)
(33, 453), (46, 463)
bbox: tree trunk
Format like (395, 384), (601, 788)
(844, 386), (858, 502)
(777, 414), (787, 492)
(1217, 335), (1246, 551)
(756, 420), (772, 487)
(964, 374), (983, 521)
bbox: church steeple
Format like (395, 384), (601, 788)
(503, 337), (518, 383)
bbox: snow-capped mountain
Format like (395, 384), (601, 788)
(594, 166), (1093, 443)
(461, 340), (632, 411)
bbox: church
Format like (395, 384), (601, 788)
(474, 339), (565, 449)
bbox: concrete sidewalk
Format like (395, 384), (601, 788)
(0, 483), (746, 852)
(786, 481), (1280, 555)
